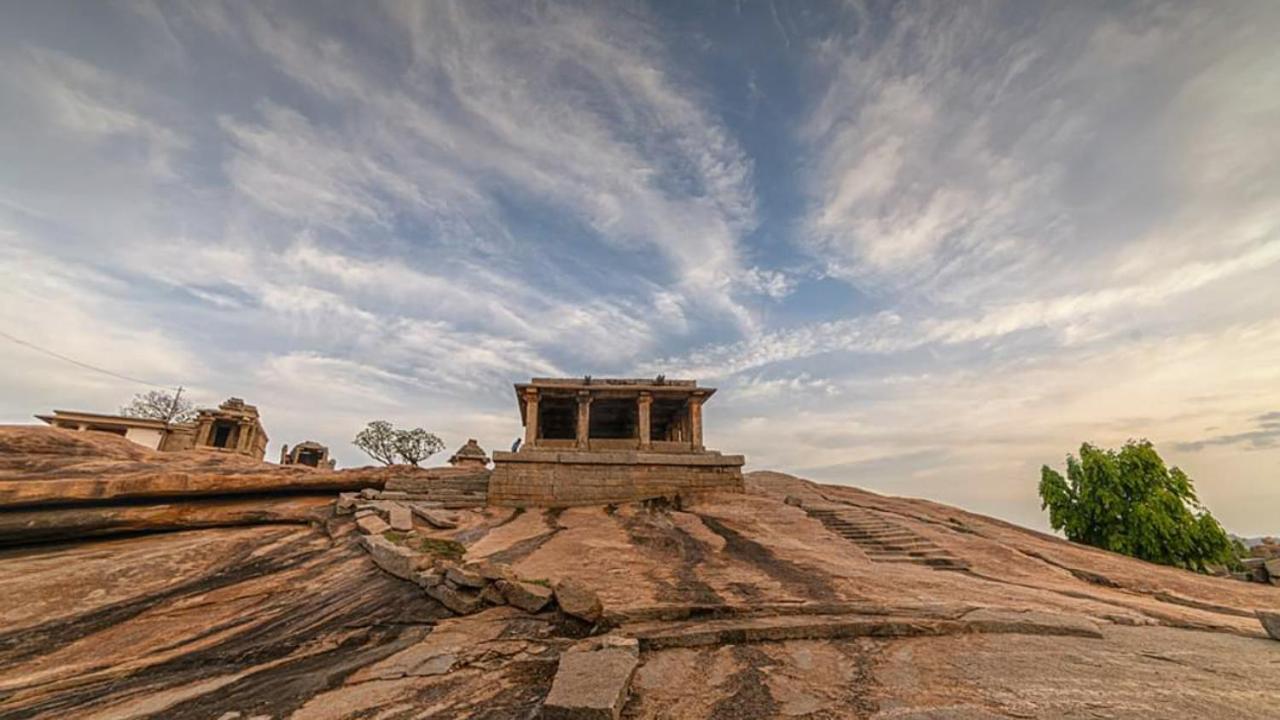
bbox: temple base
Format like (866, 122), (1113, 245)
(488, 449), (745, 507)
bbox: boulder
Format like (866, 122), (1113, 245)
(542, 637), (639, 720)
(554, 579), (603, 623)
(410, 504), (458, 529)
(360, 488), (380, 500)
(356, 514), (390, 535)
(361, 535), (430, 581)
(497, 579), (553, 613)
(783, 495), (804, 507)
(387, 504), (413, 532)
(1259, 610), (1280, 641)
(1266, 558), (1280, 586)
(425, 582), (482, 615)
(445, 565), (486, 589)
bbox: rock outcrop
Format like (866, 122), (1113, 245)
(0, 428), (1278, 718)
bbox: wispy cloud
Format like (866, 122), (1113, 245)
(1, 0), (1278, 535)
(1175, 412), (1280, 452)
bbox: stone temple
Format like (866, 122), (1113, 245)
(488, 377), (744, 507)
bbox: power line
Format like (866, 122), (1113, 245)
(0, 328), (177, 390)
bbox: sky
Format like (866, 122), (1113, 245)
(1, 1), (1277, 534)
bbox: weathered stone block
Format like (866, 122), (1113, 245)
(415, 569), (444, 588)
(555, 578), (603, 623)
(387, 503), (413, 532)
(480, 583), (506, 605)
(446, 565), (486, 589)
(356, 514), (390, 535)
(410, 504), (458, 529)
(425, 582), (482, 615)
(497, 579), (553, 613)
(361, 534), (429, 581)
(336, 492), (359, 515)
(542, 640), (639, 720)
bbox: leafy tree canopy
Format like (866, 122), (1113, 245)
(353, 421), (444, 467)
(1039, 440), (1235, 572)
(120, 390), (196, 424)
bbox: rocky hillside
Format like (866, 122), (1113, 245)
(0, 426), (1277, 719)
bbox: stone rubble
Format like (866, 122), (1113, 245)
(349, 503), (607, 625)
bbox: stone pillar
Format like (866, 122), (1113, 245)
(689, 394), (705, 451)
(236, 422), (251, 453)
(637, 392), (652, 450)
(576, 391), (592, 450)
(194, 417), (212, 448)
(523, 389), (540, 448)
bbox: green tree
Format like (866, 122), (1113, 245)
(1039, 440), (1235, 572)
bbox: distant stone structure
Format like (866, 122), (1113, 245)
(488, 377), (744, 507)
(186, 398), (269, 461)
(448, 439), (490, 470)
(37, 397), (269, 462)
(36, 410), (175, 450)
(281, 441), (336, 469)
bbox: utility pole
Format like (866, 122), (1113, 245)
(168, 386), (184, 425)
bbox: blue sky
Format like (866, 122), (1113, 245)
(1, 1), (1278, 533)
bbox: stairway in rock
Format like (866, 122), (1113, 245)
(805, 506), (969, 571)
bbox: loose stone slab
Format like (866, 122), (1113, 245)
(497, 579), (553, 613)
(446, 566), (486, 589)
(542, 640), (639, 720)
(387, 504), (413, 532)
(1259, 610), (1280, 640)
(356, 514), (390, 536)
(410, 504), (458, 529)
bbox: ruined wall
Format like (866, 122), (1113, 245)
(488, 450), (744, 507)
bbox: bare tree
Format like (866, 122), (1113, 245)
(394, 427), (445, 467)
(120, 389), (195, 424)
(353, 421), (401, 465)
(353, 421), (445, 466)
